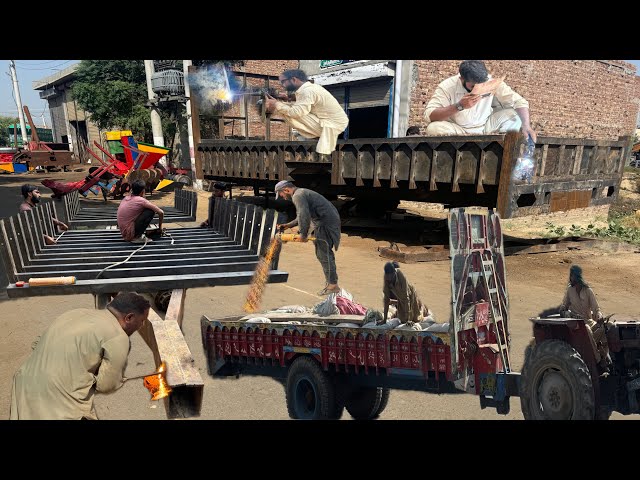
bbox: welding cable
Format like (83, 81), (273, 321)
(95, 236), (149, 279)
(161, 229), (175, 245)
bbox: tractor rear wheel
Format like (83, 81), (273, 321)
(520, 339), (595, 420)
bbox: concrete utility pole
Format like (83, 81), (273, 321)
(144, 60), (166, 166)
(9, 60), (29, 145)
(182, 59), (202, 189)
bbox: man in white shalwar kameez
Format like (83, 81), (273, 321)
(265, 69), (349, 156)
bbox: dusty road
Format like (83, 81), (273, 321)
(1, 171), (640, 420)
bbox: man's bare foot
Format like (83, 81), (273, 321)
(318, 284), (341, 295)
(44, 235), (57, 245)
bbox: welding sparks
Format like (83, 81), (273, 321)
(143, 361), (172, 401)
(188, 62), (236, 111)
(243, 237), (282, 313)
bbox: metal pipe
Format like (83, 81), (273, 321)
(9, 60), (29, 145)
(392, 60), (403, 138)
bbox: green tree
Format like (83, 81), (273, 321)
(0, 116), (19, 147)
(71, 60), (152, 140)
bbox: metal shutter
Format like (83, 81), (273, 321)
(326, 86), (346, 107)
(348, 79), (391, 109)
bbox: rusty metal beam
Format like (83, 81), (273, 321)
(496, 131), (522, 218)
(138, 299), (204, 419)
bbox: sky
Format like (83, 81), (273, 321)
(2, 60), (640, 129)
(1, 60), (80, 127)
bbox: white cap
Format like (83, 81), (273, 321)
(274, 180), (291, 199)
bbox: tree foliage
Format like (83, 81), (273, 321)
(0, 115), (19, 147)
(71, 60), (151, 136)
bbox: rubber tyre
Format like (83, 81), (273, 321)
(286, 356), (340, 420)
(520, 340), (595, 420)
(345, 387), (390, 420)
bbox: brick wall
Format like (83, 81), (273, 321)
(634, 75), (640, 131)
(234, 60), (298, 78)
(408, 60), (639, 140)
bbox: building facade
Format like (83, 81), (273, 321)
(33, 64), (102, 162)
(300, 60), (640, 141)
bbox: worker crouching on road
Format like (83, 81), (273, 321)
(10, 292), (150, 420)
(383, 261), (430, 325)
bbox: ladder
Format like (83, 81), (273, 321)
(480, 252), (511, 373)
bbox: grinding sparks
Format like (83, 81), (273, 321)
(243, 237), (282, 313)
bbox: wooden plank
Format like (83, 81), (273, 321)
(504, 239), (638, 256)
(139, 306), (204, 418)
(166, 289), (186, 329)
(378, 245), (450, 264)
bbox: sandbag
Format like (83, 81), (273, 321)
(273, 305), (308, 313)
(245, 317), (271, 323)
(335, 296), (367, 315)
(369, 318), (401, 330)
(363, 309), (384, 326)
(397, 322), (423, 331)
(424, 322), (450, 333)
(312, 295), (339, 316)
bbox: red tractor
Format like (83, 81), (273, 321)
(520, 313), (640, 420)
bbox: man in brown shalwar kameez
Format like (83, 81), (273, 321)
(10, 292), (150, 420)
